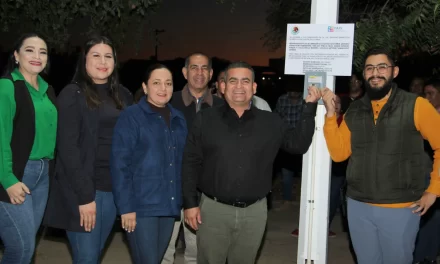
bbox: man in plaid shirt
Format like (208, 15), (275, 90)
(274, 90), (304, 214)
(275, 91), (304, 128)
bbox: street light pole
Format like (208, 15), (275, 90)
(297, 0), (340, 264)
(154, 29), (165, 61)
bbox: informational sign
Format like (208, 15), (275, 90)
(284, 24), (355, 76)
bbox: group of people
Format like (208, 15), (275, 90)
(0, 32), (439, 264)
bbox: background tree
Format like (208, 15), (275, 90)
(0, 0), (161, 50)
(262, 0), (440, 72)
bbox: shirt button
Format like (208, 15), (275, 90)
(171, 197), (175, 200)
(170, 163), (173, 166)
(239, 149), (243, 153)
(238, 166), (242, 169)
(239, 134), (242, 137)
(170, 180), (173, 183)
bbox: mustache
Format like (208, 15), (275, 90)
(367, 76), (386, 82)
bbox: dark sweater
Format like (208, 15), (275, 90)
(95, 83), (122, 192)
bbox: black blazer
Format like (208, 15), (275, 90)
(0, 77), (56, 203)
(43, 83), (133, 232)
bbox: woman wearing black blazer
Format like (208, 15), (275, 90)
(0, 33), (57, 264)
(44, 35), (133, 264)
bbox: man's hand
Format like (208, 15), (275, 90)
(409, 192), (437, 216)
(305, 86), (321, 103)
(184, 207), (202, 231)
(6, 182), (30, 205)
(321, 88), (336, 117)
(121, 212), (136, 233)
(79, 201), (96, 232)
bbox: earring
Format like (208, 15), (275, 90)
(15, 61), (18, 64)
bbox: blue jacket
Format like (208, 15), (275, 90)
(110, 98), (187, 218)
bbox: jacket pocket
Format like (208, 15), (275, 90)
(133, 178), (163, 206)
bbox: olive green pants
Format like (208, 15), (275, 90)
(197, 194), (267, 264)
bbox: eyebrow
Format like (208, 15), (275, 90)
(190, 64), (208, 67)
(365, 63), (389, 66)
(228, 77), (251, 81)
(24, 46), (47, 51)
(91, 52), (113, 55)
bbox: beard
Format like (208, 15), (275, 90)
(364, 76), (394, 100)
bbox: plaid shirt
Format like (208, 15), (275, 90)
(274, 94), (303, 128)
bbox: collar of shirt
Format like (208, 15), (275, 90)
(221, 102), (255, 121)
(11, 68), (49, 95)
(181, 84), (214, 107)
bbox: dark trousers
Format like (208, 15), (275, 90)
(329, 176), (345, 226)
(66, 191), (117, 264)
(197, 194), (267, 264)
(413, 200), (440, 262)
(127, 216), (175, 264)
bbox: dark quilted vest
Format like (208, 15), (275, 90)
(344, 86), (426, 203)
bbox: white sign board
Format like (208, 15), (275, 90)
(284, 24), (355, 76)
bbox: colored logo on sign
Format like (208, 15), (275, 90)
(292, 26), (300, 35)
(328, 26), (343, 32)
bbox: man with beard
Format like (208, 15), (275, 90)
(162, 52), (223, 264)
(321, 48), (440, 264)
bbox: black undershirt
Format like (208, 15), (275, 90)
(95, 83), (121, 192)
(147, 100), (171, 127)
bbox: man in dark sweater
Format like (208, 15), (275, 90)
(182, 61), (319, 263)
(162, 52), (223, 264)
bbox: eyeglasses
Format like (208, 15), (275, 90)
(364, 64), (394, 74)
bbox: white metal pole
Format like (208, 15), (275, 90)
(297, 1), (339, 264)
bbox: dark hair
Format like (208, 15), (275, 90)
(425, 78), (440, 92)
(142, 63), (172, 84)
(224, 61), (255, 82)
(134, 88), (144, 104)
(216, 69), (226, 82)
(72, 35), (123, 109)
(2, 33), (50, 77)
(363, 47), (396, 67)
(184, 52), (212, 69)
(281, 75), (303, 92)
(352, 71), (363, 82)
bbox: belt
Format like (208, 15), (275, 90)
(203, 193), (260, 208)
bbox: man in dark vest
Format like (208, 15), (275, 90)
(162, 52), (223, 264)
(321, 48), (440, 264)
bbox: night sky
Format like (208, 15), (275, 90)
(119, 0), (285, 66)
